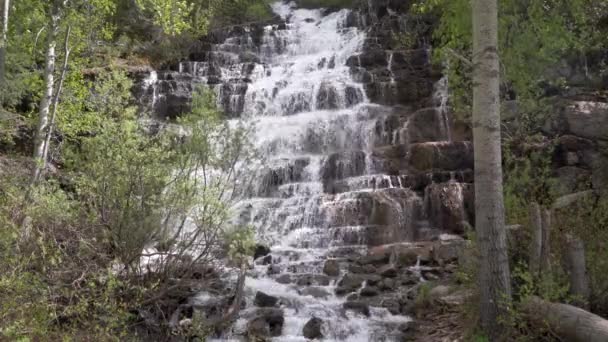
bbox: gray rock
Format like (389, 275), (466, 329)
(303, 317), (324, 339)
(323, 259), (340, 277)
(254, 291), (279, 307)
(343, 301), (370, 316)
(378, 264), (398, 278)
(299, 286), (331, 299)
(360, 286), (380, 297)
(247, 308), (284, 338)
(275, 274), (292, 284)
(254, 244), (271, 260)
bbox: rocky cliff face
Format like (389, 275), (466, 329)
(134, 1), (474, 340)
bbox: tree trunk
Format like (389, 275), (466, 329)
(540, 208), (552, 274)
(528, 202), (542, 276)
(0, 0), (9, 91)
(41, 26), (71, 170)
(472, 0), (512, 338)
(522, 296), (608, 342)
(32, 1), (63, 183)
(564, 234), (590, 308)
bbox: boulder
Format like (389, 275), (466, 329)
(299, 286), (331, 299)
(303, 317), (324, 339)
(254, 291), (279, 307)
(247, 308), (284, 338)
(563, 101), (608, 141)
(378, 264), (398, 278)
(432, 235), (468, 264)
(360, 286), (380, 297)
(323, 259), (340, 277)
(275, 274), (292, 284)
(343, 301), (370, 316)
(254, 244), (271, 260)
(338, 273), (364, 291)
(261, 254), (272, 265)
(409, 141), (473, 171)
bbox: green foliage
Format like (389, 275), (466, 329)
(412, 0), (608, 126)
(135, 0), (210, 35)
(225, 226), (256, 264)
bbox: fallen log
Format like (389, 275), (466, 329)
(522, 296), (608, 342)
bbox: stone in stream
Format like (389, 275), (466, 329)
(378, 264), (398, 278)
(299, 286), (331, 299)
(360, 286), (379, 297)
(247, 308), (284, 338)
(253, 244), (271, 260)
(254, 291), (279, 307)
(261, 254), (272, 265)
(303, 317), (324, 339)
(323, 259), (340, 276)
(343, 301), (370, 317)
(275, 274), (292, 284)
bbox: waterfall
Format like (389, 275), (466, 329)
(138, 1), (475, 340)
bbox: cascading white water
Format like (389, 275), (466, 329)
(206, 2), (416, 341)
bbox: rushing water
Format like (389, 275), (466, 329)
(142, 1), (438, 340)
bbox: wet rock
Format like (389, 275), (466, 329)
(360, 286), (380, 297)
(348, 264), (367, 274)
(378, 264), (398, 278)
(247, 308), (284, 338)
(254, 291), (279, 307)
(254, 244), (271, 260)
(432, 235), (468, 264)
(382, 299), (401, 315)
(409, 141), (474, 171)
(408, 108), (451, 143)
(296, 274), (331, 286)
(299, 286), (331, 299)
(426, 182), (474, 234)
(323, 259), (340, 276)
(275, 274), (292, 284)
(343, 301), (370, 316)
(338, 273), (362, 289)
(346, 293), (360, 301)
(303, 317), (324, 339)
(267, 264), (281, 275)
(316, 81), (340, 110)
(379, 278), (396, 291)
(358, 253), (389, 265)
(261, 254), (272, 265)
(345, 86), (364, 107)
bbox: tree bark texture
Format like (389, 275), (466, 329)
(0, 0), (9, 89)
(472, 0), (512, 338)
(32, 1), (64, 183)
(564, 234), (590, 308)
(528, 202), (542, 276)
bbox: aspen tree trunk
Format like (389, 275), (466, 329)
(472, 0), (512, 338)
(0, 0), (9, 89)
(564, 234), (590, 308)
(32, 1), (64, 183)
(528, 202), (542, 276)
(540, 208), (552, 274)
(41, 26), (71, 171)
